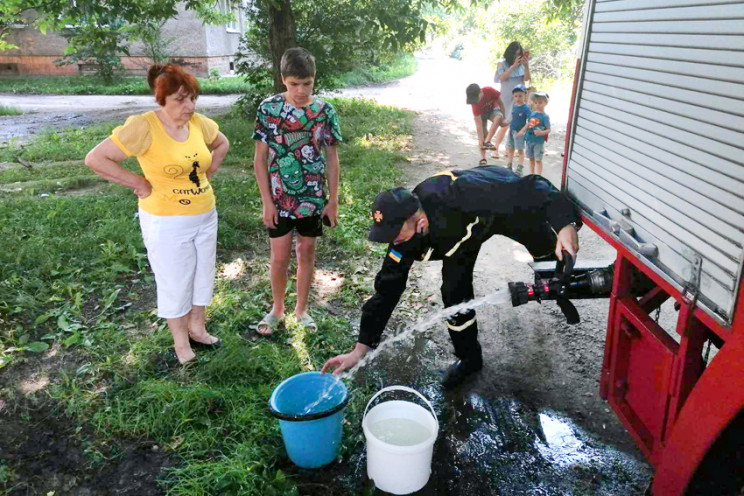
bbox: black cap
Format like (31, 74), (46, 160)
(368, 187), (420, 243)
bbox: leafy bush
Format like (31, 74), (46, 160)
(56, 15), (129, 83)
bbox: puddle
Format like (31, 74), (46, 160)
(538, 413), (588, 466)
(291, 383), (651, 495)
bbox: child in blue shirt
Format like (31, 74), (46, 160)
(505, 84), (530, 175)
(518, 92), (550, 176)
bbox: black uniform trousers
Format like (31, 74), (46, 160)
(441, 215), (558, 369)
(442, 247), (483, 370)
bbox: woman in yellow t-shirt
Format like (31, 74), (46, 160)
(85, 64), (230, 364)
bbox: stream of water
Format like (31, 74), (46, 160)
(300, 288), (512, 414)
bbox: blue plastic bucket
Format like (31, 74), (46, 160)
(269, 371), (349, 468)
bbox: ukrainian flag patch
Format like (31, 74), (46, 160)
(388, 249), (402, 263)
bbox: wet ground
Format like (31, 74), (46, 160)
(287, 340), (650, 495)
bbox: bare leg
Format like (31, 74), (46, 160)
(294, 234), (317, 317)
(506, 147), (514, 166)
(262, 233), (293, 333)
(167, 314), (195, 363)
(484, 118), (501, 149)
(529, 157), (536, 175)
(493, 125), (509, 156)
(517, 150), (525, 168)
(187, 305), (218, 344)
(478, 119), (487, 162)
(535, 160), (543, 176)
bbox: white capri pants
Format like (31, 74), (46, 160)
(139, 208), (218, 319)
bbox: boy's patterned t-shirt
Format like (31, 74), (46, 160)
(253, 95), (342, 219)
(525, 111), (550, 143)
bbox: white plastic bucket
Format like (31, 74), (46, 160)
(362, 386), (439, 495)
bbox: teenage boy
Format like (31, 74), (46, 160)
(252, 47), (342, 335)
(505, 84), (530, 175)
(518, 92), (550, 176)
(466, 83), (506, 165)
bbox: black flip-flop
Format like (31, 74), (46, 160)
(163, 349), (198, 366)
(188, 337), (222, 350)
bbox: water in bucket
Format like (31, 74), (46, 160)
(368, 417), (432, 446)
(363, 386), (439, 495)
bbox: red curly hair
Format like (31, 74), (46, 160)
(147, 64), (200, 106)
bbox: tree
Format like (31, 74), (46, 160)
(56, 12), (129, 83)
(266, 0), (297, 91)
(238, 0), (437, 97)
(0, 0), (23, 51)
(1, 0), (234, 79)
(125, 19), (175, 65)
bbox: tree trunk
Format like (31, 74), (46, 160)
(267, 0), (297, 92)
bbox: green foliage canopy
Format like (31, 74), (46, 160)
(428, 0), (585, 87)
(236, 0), (583, 103)
(1, 0), (234, 81)
(237, 0), (434, 99)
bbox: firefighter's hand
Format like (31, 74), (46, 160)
(556, 224), (579, 261)
(321, 343), (371, 375)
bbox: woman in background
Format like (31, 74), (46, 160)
(491, 41), (531, 159)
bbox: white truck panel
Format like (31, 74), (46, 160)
(584, 61), (744, 99)
(595, 0), (743, 12)
(583, 71), (744, 118)
(591, 32), (744, 50)
(595, 3), (744, 22)
(565, 0), (744, 324)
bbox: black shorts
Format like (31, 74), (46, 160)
(268, 216), (323, 239)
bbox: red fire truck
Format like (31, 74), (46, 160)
(562, 0), (744, 493)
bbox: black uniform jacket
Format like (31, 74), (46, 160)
(357, 166), (580, 348)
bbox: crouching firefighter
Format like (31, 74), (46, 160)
(321, 166), (581, 388)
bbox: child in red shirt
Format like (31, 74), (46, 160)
(466, 83), (506, 165)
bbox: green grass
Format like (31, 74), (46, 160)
(0, 75), (250, 96)
(0, 98), (413, 494)
(333, 54), (418, 87)
(0, 54), (417, 96)
(0, 105), (22, 116)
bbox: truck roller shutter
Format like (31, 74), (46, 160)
(565, 0), (744, 326)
